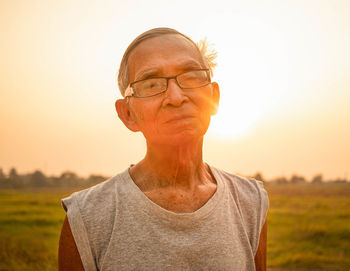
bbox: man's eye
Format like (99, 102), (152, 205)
(182, 74), (202, 83)
(143, 79), (161, 89)
(184, 71), (206, 80)
(149, 83), (158, 89)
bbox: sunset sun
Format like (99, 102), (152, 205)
(207, 48), (288, 140)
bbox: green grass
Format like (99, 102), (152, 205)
(266, 183), (350, 271)
(0, 184), (349, 270)
(0, 189), (73, 271)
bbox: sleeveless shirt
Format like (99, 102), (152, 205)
(62, 165), (269, 271)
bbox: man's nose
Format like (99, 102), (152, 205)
(163, 78), (188, 107)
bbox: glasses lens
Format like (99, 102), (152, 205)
(132, 78), (167, 97)
(177, 70), (210, 89)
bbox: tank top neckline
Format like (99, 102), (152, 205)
(118, 164), (225, 222)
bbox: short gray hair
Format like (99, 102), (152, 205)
(117, 27), (217, 97)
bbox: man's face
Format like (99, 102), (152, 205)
(120, 34), (219, 146)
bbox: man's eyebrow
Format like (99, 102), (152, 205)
(134, 60), (204, 81)
(180, 60), (203, 69)
(134, 68), (160, 81)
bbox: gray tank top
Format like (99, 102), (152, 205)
(62, 165), (268, 271)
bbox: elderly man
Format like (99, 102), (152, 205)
(59, 27), (269, 271)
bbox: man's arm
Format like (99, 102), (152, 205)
(58, 216), (85, 271)
(254, 219), (267, 271)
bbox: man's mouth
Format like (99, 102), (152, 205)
(164, 115), (196, 124)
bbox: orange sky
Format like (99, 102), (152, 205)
(1, 0), (349, 180)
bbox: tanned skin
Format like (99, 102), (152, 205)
(255, 219), (268, 271)
(58, 216), (267, 271)
(58, 216), (84, 271)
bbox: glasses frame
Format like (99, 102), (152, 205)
(124, 69), (211, 98)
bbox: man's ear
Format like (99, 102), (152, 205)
(115, 99), (140, 132)
(209, 82), (220, 115)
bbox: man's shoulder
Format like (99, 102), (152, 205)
(210, 165), (268, 215)
(61, 169), (131, 266)
(211, 166), (265, 195)
(212, 166), (269, 252)
(62, 169), (129, 214)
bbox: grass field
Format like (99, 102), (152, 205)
(266, 183), (350, 271)
(0, 184), (349, 270)
(0, 189), (73, 271)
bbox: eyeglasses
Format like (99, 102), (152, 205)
(124, 69), (211, 98)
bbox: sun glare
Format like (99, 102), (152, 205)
(208, 63), (287, 141)
(206, 20), (292, 141)
(208, 101), (263, 140)
(208, 61), (283, 141)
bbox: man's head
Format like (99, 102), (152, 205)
(117, 27), (216, 97)
(115, 28), (220, 145)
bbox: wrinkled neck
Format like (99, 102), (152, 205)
(130, 137), (212, 191)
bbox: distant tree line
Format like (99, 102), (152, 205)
(0, 167), (348, 189)
(0, 167), (107, 189)
(251, 172), (348, 184)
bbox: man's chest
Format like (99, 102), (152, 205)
(98, 200), (255, 271)
(143, 183), (217, 213)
